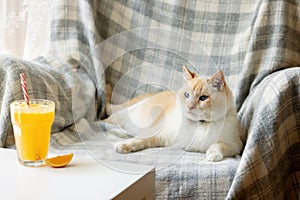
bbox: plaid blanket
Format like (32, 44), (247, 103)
(1, 0), (299, 199)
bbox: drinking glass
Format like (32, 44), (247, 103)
(10, 99), (55, 167)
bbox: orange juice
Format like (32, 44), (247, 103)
(10, 100), (55, 167)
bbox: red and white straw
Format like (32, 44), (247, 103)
(20, 73), (30, 107)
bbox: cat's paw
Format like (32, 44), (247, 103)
(113, 140), (136, 153)
(206, 151), (224, 162)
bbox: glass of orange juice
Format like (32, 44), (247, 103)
(10, 99), (55, 167)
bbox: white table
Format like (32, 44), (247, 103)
(0, 148), (155, 200)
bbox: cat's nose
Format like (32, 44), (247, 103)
(188, 105), (195, 110)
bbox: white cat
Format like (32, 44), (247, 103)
(104, 66), (243, 162)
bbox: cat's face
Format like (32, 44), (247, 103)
(178, 66), (232, 122)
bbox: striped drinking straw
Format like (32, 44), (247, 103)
(20, 73), (30, 107)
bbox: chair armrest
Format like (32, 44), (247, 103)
(228, 67), (300, 199)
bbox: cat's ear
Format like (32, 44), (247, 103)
(209, 70), (226, 91)
(182, 65), (195, 80)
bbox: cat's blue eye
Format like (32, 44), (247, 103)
(199, 95), (209, 101)
(184, 92), (190, 99)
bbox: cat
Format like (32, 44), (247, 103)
(104, 66), (244, 162)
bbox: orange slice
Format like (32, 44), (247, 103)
(45, 153), (73, 168)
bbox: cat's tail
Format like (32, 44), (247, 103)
(105, 84), (113, 115)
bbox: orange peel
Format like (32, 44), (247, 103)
(45, 153), (73, 168)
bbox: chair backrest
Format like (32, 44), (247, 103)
(49, 0), (300, 112)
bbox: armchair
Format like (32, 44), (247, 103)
(0, 0), (299, 199)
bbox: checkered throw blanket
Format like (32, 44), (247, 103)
(1, 0), (299, 199)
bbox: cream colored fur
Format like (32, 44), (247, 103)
(104, 66), (243, 162)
